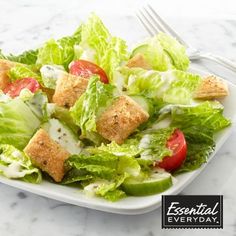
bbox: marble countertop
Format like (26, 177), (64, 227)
(0, 0), (236, 235)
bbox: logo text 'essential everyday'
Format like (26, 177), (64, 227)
(162, 195), (223, 229)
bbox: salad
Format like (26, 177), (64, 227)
(0, 14), (231, 201)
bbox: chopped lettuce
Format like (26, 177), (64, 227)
(138, 127), (175, 161)
(0, 49), (38, 65)
(70, 76), (116, 144)
(36, 28), (82, 69)
(170, 101), (231, 132)
(0, 98), (41, 149)
(121, 67), (201, 104)
(155, 102), (230, 173)
(0, 144), (41, 183)
(157, 32), (190, 71)
(131, 32), (189, 71)
(8, 64), (42, 83)
(93, 141), (141, 157)
(23, 90), (49, 122)
(64, 148), (141, 201)
(77, 13), (129, 83)
(163, 70), (201, 104)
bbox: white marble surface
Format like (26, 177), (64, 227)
(0, 0), (236, 235)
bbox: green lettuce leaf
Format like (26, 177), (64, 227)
(162, 70), (201, 104)
(0, 144), (41, 183)
(120, 67), (163, 97)
(121, 67), (201, 104)
(0, 98), (41, 149)
(70, 76), (116, 144)
(93, 141), (141, 157)
(77, 13), (129, 83)
(0, 49), (38, 65)
(100, 37), (129, 83)
(170, 101), (231, 132)
(8, 64), (42, 83)
(131, 32), (189, 71)
(138, 127), (175, 161)
(156, 101), (230, 174)
(36, 28), (82, 69)
(157, 32), (190, 71)
(22, 90), (49, 122)
(83, 175), (127, 201)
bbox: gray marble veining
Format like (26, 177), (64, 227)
(0, 0), (236, 235)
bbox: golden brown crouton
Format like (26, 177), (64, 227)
(126, 53), (151, 70)
(96, 95), (149, 144)
(0, 59), (16, 90)
(194, 75), (229, 100)
(52, 73), (89, 108)
(24, 129), (70, 182)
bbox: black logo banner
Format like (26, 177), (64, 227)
(162, 195), (223, 229)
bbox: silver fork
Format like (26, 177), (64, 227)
(137, 5), (236, 73)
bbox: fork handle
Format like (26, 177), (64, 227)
(193, 53), (236, 73)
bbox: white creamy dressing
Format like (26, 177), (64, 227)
(46, 119), (82, 155)
(151, 117), (172, 130)
(158, 70), (176, 95)
(0, 162), (26, 178)
(79, 44), (96, 62)
(84, 180), (110, 196)
(139, 134), (151, 149)
(40, 65), (66, 81)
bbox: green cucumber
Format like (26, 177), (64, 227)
(122, 171), (172, 196)
(42, 118), (82, 155)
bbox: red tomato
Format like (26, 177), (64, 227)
(69, 60), (109, 83)
(4, 78), (40, 98)
(157, 129), (187, 172)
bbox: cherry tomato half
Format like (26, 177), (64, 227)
(3, 78), (40, 98)
(69, 60), (109, 84)
(157, 129), (187, 172)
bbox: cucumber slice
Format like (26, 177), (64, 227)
(122, 171), (172, 196)
(131, 44), (148, 58)
(130, 95), (153, 115)
(42, 118), (82, 155)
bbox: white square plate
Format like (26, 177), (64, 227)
(0, 67), (235, 215)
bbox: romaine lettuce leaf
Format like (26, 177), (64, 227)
(163, 70), (201, 104)
(93, 141), (141, 157)
(0, 49), (38, 65)
(36, 28), (82, 69)
(22, 90), (48, 122)
(77, 14), (129, 83)
(131, 32), (189, 71)
(156, 101), (230, 174)
(157, 32), (190, 71)
(0, 144), (41, 183)
(100, 37), (129, 83)
(0, 98), (41, 149)
(138, 127), (175, 161)
(8, 64), (42, 83)
(121, 67), (201, 104)
(170, 101), (231, 132)
(70, 76), (116, 144)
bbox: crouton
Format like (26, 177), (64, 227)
(0, 59), (16, 90)
(24, 129), (70, 182)
(96, 95), (149, 144)
(126, 53), (151, 70)
(52, 73), (89, 108)
(194, 75), (229, 100)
